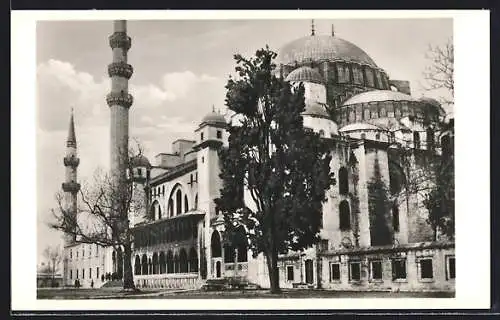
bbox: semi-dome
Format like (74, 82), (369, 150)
(285, 66), (324, 84)
(201, 110), (226, 125)
(278, 35), (378, 68)
(302, 102), (330, 119)
(130, 154), (151, 168)
(342, 90), (417, 106)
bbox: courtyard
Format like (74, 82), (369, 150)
(37, 288), (455, 300)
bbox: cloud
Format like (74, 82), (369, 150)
(161, 71), (218, 100)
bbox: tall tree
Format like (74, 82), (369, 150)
(42, 245), (62, 287)
(367, 157), (392, 246)
(50, 142), (147, 291)
(423, 38), (454, 106)
(215, 47), (334, 293)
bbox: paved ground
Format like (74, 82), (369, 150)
(37, 288), (455, 300)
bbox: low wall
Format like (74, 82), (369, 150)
(134, 273), (201, 289)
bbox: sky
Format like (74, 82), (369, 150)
(36, 18), (453, 262)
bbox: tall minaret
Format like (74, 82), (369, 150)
(106, 20), (133, 186)
(62, 108), (80, 244)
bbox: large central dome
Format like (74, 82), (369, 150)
(278, 35), (378, 68)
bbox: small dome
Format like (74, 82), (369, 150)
(130, 154), (151, 168)
(343, 90), (417, 106)
(201, 110), (226, 125)
(339, 122), (383, 132)
(285, 66), (324, 84)
(302, 102), (330, 119)
(278, 35), (378, 68)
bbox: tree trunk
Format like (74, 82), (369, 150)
(122, 243), (135, 290)
(265, 243), (280, 294)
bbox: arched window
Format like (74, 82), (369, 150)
(179, 249), (188, 273)
(184, 195), (189, 212)
(211, 231), (222, 258)
(194, 194), (198, 210)
(176, 190), (182, 215)
(375, 133), (381, 140)
(413, 131), (421, 149)
(339, 167), (349, 195)
(189, 247), (198, 273)
(166, 251), (173, 274)
(319, 129), (325, 137)
(141, 254), (148, 275)
(152, 252), (159, 274)
(134, 255), (141, 275)
(441, 135), (451, 156)
(392, 202), (400, 232)
(339, 200), (351, 230)
(168, 199), (174, 217)
(361, 133), (366, 140)
(159, 251), (166, 274)
(426, 127), (435, 150)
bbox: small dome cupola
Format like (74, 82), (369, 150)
(129, 154), (151, 183)
(195, 106), (228, 149)
(200, 107), (227, 127)
(285, 66), (324, 84)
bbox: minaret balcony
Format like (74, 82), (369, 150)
(106, 92), (134, 108)
(108, 62), (134, 79)
(109, 32), (132, 50)
(62, 182), (81, 193)
(63, 156), (80, 167)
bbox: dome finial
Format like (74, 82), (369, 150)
(331, 24), (335, 37)
(311, 19), (315, 36)
(212, 104), (215, 113)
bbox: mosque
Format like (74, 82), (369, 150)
(61, 20), (455, 292)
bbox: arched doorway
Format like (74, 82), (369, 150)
(179, 248), (188, 273)
(166, 251), (173, 274)
(134, 255), (141, 275)
(152, 252), (159, 274)
(305, 259), (314, 284)
(159, 251), (166, 274)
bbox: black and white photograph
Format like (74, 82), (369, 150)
(11, 10), (490, 311)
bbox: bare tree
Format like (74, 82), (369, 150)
(50, 141), (148, 291)
(42, 245), (63, 287)
(423, 38), (454, 105)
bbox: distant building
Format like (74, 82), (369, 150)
(64, 20), (455, 292)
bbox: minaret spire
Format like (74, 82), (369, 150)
(311, 19), (315, 36)
(331, 24), (335, 37)
(67, 107), (76, 147)
(62, 110), (80, 245)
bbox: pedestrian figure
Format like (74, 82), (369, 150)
(91, 280), (94, 288)
(74, 279), (78, 288)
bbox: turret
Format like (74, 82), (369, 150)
(194, 107), (227, 279)
(61, 108), (80, 244)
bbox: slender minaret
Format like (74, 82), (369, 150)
(62, 108), (80, 244)
(106, 20), (133, 187)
